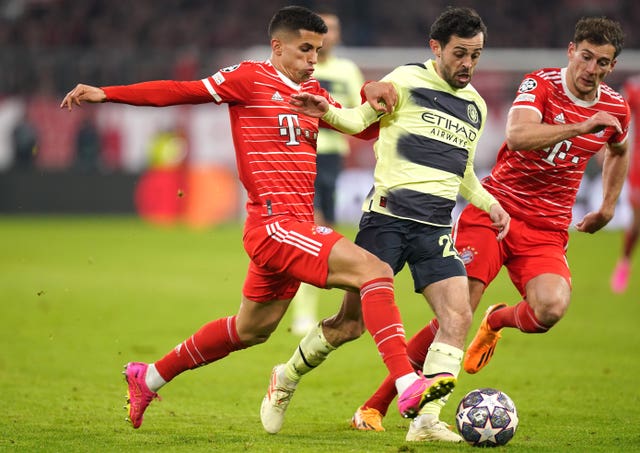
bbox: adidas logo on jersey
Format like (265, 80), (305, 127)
(554, 112), (565, 124)
(272, 91), (284, 102)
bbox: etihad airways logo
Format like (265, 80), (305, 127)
(421, 111), (477, 141)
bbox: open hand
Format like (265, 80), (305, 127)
(60, 84), (106, 111)
(290, 92), (330, 118)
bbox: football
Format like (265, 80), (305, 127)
(455, 388), (518, 447)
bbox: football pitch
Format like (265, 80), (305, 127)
(1, 216), (639, 452)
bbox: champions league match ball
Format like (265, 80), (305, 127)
(455, 388), (518, 447)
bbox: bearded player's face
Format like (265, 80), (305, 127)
(432, 34), (484, 89)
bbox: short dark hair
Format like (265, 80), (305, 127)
(573, 16), (625, 58)
(429, 6), (487, 47)
(268, 6), (328, 38)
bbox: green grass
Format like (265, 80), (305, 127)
(1, 216), (639, 452)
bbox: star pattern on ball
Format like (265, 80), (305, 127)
(477, 390), (505, 413)
(456, 388), (518, 447)
(476, 422), (505, 444)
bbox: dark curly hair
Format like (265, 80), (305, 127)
(430, 6), (487, 47)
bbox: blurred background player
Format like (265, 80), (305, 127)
(610, 74), (640, 294)
(291, 12), (366, 336)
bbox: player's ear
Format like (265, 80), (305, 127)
(429, 39), (441, 58)
(271, 38), (283, 56)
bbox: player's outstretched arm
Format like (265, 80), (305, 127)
(291, 92), (379, 134)
(60, 84), (106, 111)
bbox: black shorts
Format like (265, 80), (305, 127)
(355, 211), (467, 293)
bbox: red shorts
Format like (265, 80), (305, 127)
(242, 216), (343, 302)
(453, 204), (572, 296)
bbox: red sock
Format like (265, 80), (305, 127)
(489, 301), (550, 333)
(360, 278), (413, 380)
(407, 318), (439, 369)
(362, 376), (396, 416)
(154, 316), (247, 382)
(363, 318), (440, 416)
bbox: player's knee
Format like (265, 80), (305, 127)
(537, 297), (569, 327)
(368, 258), (393, 280)
(538, 308), (563, 327)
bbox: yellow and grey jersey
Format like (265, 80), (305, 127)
(365, 59), (495, 226)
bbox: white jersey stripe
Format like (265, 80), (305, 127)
(201, 78), (221, 103)
(265, 221), (321, 256)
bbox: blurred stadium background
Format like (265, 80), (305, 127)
(1, 0), (638, 227)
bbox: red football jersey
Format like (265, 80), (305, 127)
(104, 60), (337, 227)
(483, 67), (630, 230)
(623, 75), (640, 191)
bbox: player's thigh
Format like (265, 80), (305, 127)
(325, 236), (391, 291)
(327, 212), (415, 290)
(243, 217), (343, 289)
(353, 211), (410, 274)
(406, 223), (467, 293)
(242, 260), (301, 302)
(505, 226), (570, 297)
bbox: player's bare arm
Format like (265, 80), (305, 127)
(60, 84), (106, 111)
(505, 108), (623, 151)
(576, 141), (629, 234)
(363, 81), (396, 113)
(290, 92), (330, 117)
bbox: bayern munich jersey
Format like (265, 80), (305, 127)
(483, 67), (630, 231)
(105, 60), (337, 226)
(326, 60), (495, 227)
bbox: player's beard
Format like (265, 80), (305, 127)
(442, 66), (471, 89)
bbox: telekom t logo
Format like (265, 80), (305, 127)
(278, 113), (301, 145)
(543, 140), (579, 166)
